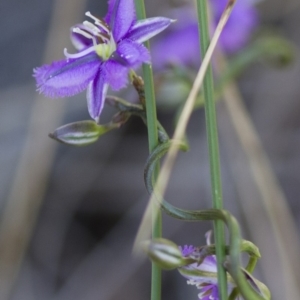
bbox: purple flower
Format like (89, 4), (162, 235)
(152, 0), (259, 68)
(34, 0), (174, 122)
(213, 0), (259, 53)
(178, 232), (234, 300)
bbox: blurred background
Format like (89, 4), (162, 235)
(0, 0), (300, 299)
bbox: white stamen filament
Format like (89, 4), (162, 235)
(81, 26), (110, 43)
(82, 21), (110, 42)
(66, 12), (116, 61)
(85, 11), (109, 34)
(76, 24), (96, 37)
(73, 27), (98, 46)
(83, 21), (102, 35)
(73, 27), (92, 39)
(64, 46), (96, 59)
(100, 35), (110, 43)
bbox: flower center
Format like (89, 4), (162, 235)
(94, 40), (116, 60)
(64, 11), (116, 61)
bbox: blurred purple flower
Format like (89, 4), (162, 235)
(152, 0), (259, 69)
(178, 232), (235, 300)
(34, 0), (173, 121)
(214, 0), (259, 52)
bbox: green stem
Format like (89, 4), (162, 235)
(196, 0), (227, 299)
(134, 1), (162, 300)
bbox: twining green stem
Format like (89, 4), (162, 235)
(143, 142), (270, 300)
(134, 1), (162, 300)
(196, 0), (227, 299)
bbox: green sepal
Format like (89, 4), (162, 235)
(241, 268), (271, 300)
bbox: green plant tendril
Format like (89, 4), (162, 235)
(104, 86), (270, 300)
(144, 142), (270, 300)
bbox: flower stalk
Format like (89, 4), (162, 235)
(134, 1), (162, 300)
(196, 0), (229, 299)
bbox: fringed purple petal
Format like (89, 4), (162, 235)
(198, 255), (217, 273)
(70, 24), (93, 50)
(109, 0), (135, 42)
(34, 53), (101, 98)
(87, 70), (108, 121)
(209, 285), (219, 300)
(117, 39), (150, 68)
(126, 17), (174, 43)
(104, 0), (115, 24)
(102, 60), (128, 90)
(198, 284), (219, 300)
(198, 284), (214, 300)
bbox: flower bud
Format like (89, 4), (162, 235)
(49, 120), (115, 146)
(242, 268), (271, 300)
(142, 238), (185, 270)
